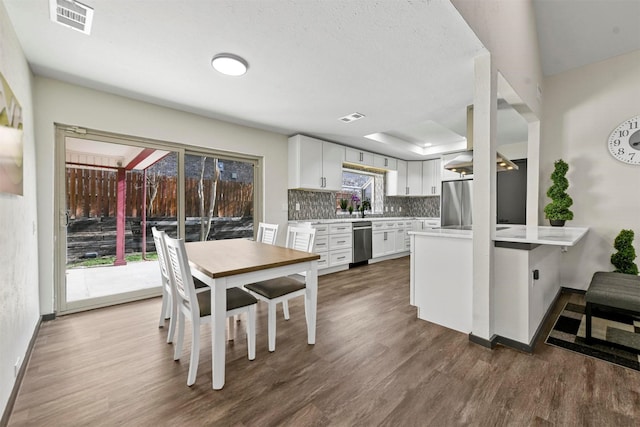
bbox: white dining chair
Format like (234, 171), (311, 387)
(245, 226), (316, 352)
(152, 227), (177, 343)
(256, 222), (279, 245)
(163, 234), (257, 386)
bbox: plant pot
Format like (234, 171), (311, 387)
(549, 219), (566, 227)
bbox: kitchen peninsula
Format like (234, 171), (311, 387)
(409, 225), (589, 350)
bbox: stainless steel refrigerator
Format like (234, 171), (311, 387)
(441, 179), (473, 229)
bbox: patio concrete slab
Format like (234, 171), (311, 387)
(66, 260), (160, 301)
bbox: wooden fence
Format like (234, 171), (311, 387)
(66, 168), (253, 218)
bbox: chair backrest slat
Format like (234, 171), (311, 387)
(151, 227), (169, 281)
(286, 226), (316, 253)
(164, 236), (198, 313)
(257, 222), (279, 245)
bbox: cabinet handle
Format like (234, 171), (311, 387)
(384, 232), (387, 240)
(406, 186), (409, 195)
(359, 152), (363, 162)
(337, 240), (346, 244)
(338, 256), (346, 260)
(385, 158), (388, 167)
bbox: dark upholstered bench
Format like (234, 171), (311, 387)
(584, 272), (640, 344)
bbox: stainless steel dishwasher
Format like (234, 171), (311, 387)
(352, 221), (372, 264)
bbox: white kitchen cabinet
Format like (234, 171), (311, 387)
(308, 222), (352, 270)
(385, 160), (408, 196)
(422, 158), (442, 196)
(372, 227), (396, 257)
(407, 161), (423, 195)
(373, 154), (397, 170)
(288, 134), (344, 191)
(390, 161), (423, 196)
(395, 227), (405, 252)
(416, 218), (441, 230)
(345, 147), (374, 166)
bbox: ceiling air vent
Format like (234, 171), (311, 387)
(339, 112), (366, 123)
(49, 0), (94, 35)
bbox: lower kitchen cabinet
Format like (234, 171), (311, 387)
(372, 228), (396, 258)
(306, 222), (353, 273)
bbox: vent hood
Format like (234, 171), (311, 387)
(443, 105), (518, 175)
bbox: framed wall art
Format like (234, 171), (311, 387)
(0, 71), (23, 196)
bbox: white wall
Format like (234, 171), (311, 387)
(540, 50), (640, 289)
(451, 0), (543, 118)
(0, 2), (40, 418)
(34, 77), (289, 314)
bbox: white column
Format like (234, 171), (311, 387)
(526, 120), (540, 226)
(471, 53), (497, 341)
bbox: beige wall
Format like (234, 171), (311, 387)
(34, 77), (289, 314)
(540, 50), (640, 289)
(0, 2), (40, 417)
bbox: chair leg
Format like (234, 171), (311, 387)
(268, 301), (277, 352)
(187, 318), (200, 386)
(247, 305), (256, 360)
(227, 316), (235, 342)
(174, 311), (185, 361)
(283, 300), (290, 320)
(159, 287), (168, 328)
(167, 292), (178, 344)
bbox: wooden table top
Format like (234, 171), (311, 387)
(185, 239), (320, 279)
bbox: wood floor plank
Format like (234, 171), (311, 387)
(8, 257), (640, 426)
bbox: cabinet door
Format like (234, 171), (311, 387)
(396, 160), (408, 195)
(407, 161), (423, 195)
(384, 230), (396, 254)
(422, 159), (442, 196)
(373, 154), (397, 170)
(289, 135), (323, 190)
(395, 228), (405, 252)
(372, 230), (386, 258)
(345, 147), (374, 166)
(322, 141), (345, 191)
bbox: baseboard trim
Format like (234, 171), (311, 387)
(42, 312), (56, 321)
(561, 286), (586, 295)
(491, 287), (564, 354)
(1, 316), (43, 427)
(468, 333), (497, 349)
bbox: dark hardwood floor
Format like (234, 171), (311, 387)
(8, 257), (640, 426)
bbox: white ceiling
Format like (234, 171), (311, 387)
(3, 0), (640, 160)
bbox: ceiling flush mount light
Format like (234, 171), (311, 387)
(211, 53), (248, 76)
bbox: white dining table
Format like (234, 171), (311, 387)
(184, 239), (320, 390)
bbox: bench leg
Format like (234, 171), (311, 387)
(585, 302), (592, 344)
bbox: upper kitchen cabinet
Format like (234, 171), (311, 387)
(406, 161), (422, 195)
(386, 160), (421, 195)
(288, 134), (344, 191)
(422, 158), (442, 196)
(373, 154), (397, 170)
(385, 160), (406, 195)
(344, 147), (374, 167)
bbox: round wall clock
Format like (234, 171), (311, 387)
(608, 115), (640, 165)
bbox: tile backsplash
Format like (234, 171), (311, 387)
(288, 189), (440, 220)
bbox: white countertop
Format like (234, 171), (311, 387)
(410, 225), (589, 246)
(290, 217), (439, 224)
(409, 228), (472, 239)
(494, 225), (589, 246)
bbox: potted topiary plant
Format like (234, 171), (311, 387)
(543, 159), (574, 226)
(611, 229), (638, 275)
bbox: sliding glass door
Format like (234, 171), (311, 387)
(55, 127), (261, 314)
(183, 152), (256, 243)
